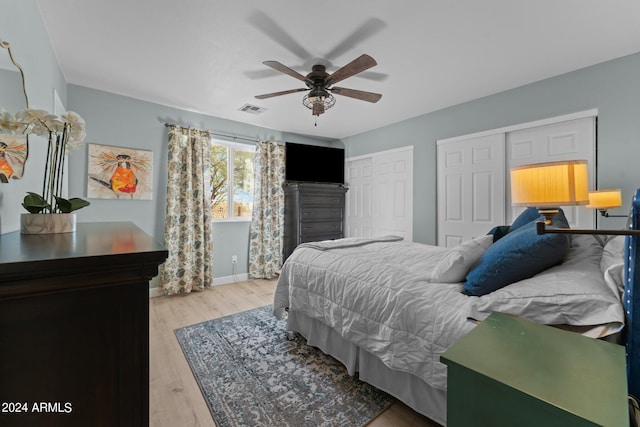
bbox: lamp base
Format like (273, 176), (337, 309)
(537, 208), (559, 225)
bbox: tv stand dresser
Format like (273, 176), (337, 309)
(0, 222), (167, 427)
(283, 182), (348, 260)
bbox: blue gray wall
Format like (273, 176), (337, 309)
(0, 0), (68, 235)
(66, 85), (334, 282)
(3, 0), (640, 288)
(0, 0), (336, 287)
(342, 52), (640, 244)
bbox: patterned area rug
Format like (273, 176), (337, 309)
(175, 305), (394, 427)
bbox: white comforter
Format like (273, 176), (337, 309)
(274, 236), (476, 390)
(273, 235), (624, 391)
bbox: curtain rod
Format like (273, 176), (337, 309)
(164, 122), (260, 144)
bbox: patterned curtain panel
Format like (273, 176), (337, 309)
(249, 141), (285, 279)
(160, 125), (213, 295)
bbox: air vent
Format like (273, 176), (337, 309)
(239, 103), (267, 114)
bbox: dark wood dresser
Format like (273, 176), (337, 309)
(0, 222), (167, 427)
(283, 182), (348, 260)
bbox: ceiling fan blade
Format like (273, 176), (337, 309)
(330, 87), (382, 103)
(263, 61), (312, 85)
(255, 88), (308, 99)
(324, 18), (387, 61)
(248, 11), (312, 62)
(244, 68), (282, 80)
(356, 70), (389, 82)
(326, 54), (377, 86)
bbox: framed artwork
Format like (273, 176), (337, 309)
(0, 134), (28, 183)
(87, 143), (153, 200)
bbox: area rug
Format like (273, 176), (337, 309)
(175, 305), (394, 427)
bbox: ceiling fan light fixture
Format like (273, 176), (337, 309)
(302, 91), (335, 116)
(256, 54), (380, 123)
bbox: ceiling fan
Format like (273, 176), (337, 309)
(255, 54), (382, 117)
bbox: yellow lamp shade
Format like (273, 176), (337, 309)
(587, 189), (623, 209)
(511, 160), (589, 207)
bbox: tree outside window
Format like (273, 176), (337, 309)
(211, 140), (255, 220)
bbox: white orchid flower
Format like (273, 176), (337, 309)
(43, 115), (65, 133)
(62, 111), (85, 127)
(14, 109), (48, 136)
(0, 110), (22, 133)
(58, 111), (86, 151)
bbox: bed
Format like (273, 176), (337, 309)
(274, 190), (640, 426)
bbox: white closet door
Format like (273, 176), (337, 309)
(437, 134), (506, 247)
(345, 147), (413, 240)
(506, 117), (596, 228)
(345, 157), (374, 238)
(372, 147), (413, 240)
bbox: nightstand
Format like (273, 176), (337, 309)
(441, 312), (629, 427)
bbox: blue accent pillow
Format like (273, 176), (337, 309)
(624, 189), (640, 397)
(487, 225), (511, 243)
(486, 208), (541, 243)
(510, 207), (543, 232)
(464, 210), (570, 296)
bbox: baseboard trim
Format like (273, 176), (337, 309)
(213, 273), (250, 286)
(148, 273), (251, 298)
(149, 287), (163, 298)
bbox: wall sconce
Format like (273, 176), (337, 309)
(509, 160), (640, 236)
(535, 220), (640, 236)
(587, 189), (626, 217)
(510, 160), (589, 225)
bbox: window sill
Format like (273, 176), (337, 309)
(212, 217), (252, 223)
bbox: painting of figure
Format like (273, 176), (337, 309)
(0, 134), (28, 183)
(87, 143), (152, 200)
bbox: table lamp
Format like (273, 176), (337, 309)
(510, 160), (589, 225)
(509, 160), (640, 236)
(587, 189), (626, 217)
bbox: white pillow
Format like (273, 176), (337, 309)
(467, 234), (624, 331)
(601, 235), (625, 275)
(430, 235), (493, 282)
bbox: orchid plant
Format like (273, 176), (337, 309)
(1, 38), (89, 214)
(0, 107), (90, 213)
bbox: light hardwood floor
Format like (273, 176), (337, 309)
(149, 279), (440, 427)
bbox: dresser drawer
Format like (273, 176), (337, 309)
(300, 221), (342, 236)
(300, 194), (343, 207)
(300, 232), (343, 243)
(301, 207), (343, 220)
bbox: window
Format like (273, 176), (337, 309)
(210, 140), (255, 221)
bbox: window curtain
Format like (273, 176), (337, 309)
(249, 140), (285, 279)
(160, 125), (213, 295)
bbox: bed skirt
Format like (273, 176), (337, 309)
(287, 310), (447, 426)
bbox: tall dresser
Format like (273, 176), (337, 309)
(283, 182), (348, 260)
(0, 222), (167, 427)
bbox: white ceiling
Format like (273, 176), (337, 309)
(34, 0), (640, 140)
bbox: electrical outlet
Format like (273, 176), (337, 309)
(232, 255), (238, 264)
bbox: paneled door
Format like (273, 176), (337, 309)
(372, 147), (413, 240)
(437, 112), (597, 247)
(437, 134), (506, 247)
(506, 117), (596, 228)
(345, 146), (413, 240)
(345, 156), (374, 238)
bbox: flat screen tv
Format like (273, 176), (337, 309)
(285, 142), (345, 184)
